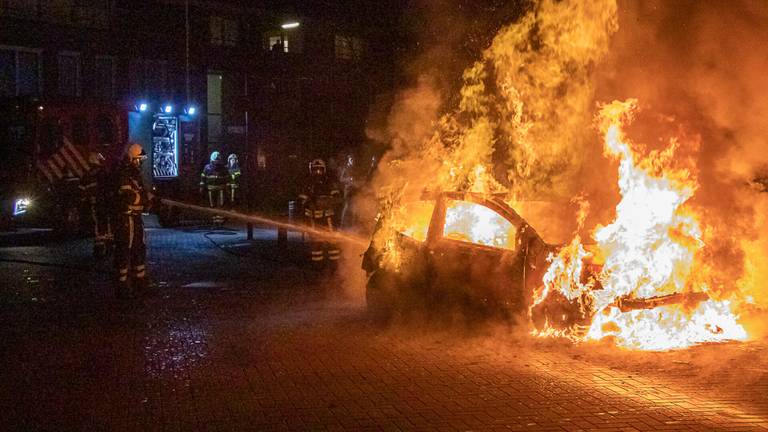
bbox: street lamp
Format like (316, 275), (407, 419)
(281, 22), (300, 29)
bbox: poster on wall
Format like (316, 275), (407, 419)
(151, 115), (179, 178)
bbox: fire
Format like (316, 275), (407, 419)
(444, 200), (516, 250)
(535, 99), (748, 350)
(368, 0), (763, 351)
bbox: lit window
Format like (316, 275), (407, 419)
(207, 73), (223, 145)
(443, 200), (517, 250)
(266, 29), (301, 53)
(268, 35), (288, 53)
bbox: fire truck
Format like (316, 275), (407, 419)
(0, 98), (199, 234)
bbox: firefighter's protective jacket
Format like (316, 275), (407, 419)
(116, 162), (148, 215)
(227, 162), (241, 200)
(199, 162), (229, 191)
(299, 176), (341, 219)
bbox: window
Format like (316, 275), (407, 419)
(71, 114), (89, 146)
(58, 52), (81, 97)
(95, 114), (116, 146)
(334, 35), (364, 61)
(0, 46), (41, 97)
(207, 73), (223, 145)
(210, 16), (239, 46)
(0, 0), (37, 18)
(265, 31), (301, 53)
(443, 200), (517, 250)
(40, 0), (110, 28)
(267, 35), (288, 53)
(395, 201), (436, 242)
(91, 56), (115, 99)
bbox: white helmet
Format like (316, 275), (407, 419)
(210, 151), (221, 163)
(228, 153), (238, 165)
(309, 158), (326, 176)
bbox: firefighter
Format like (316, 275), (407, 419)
(113, 143), (151, 298)
(79, 152), (113, 258)
(298, 159), (342, 267)
(199, 151), (229, 209)
(227, 153), (241, 206)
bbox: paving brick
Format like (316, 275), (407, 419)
(1, 228), (768, 431)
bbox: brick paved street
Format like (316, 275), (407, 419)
(1, 219), (767, 431)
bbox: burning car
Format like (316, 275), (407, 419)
(362, 190), (720, 338)
(361, 191), (595, 325)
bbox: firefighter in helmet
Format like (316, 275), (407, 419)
(227, 153), (241, 206)
(199, 151), (229, 210)
(79, 152), (113, 258)
(298, 159), (342, 267)
(114, 143), (151, 298)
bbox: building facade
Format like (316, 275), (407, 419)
(0, 0), (392, 206)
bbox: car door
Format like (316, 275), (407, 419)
(426, 195), (527, 317)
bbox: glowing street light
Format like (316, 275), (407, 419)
(281, 22), (300, 29)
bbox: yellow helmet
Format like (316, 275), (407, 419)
(127, 143), (147, 161)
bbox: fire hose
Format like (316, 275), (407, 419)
(159, 198), (369, 247)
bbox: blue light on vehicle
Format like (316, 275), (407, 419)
(186, 106), (196, 115)
(138, 102), (149, 112)
(164, 104), (173, 114)
(13, 198), (31, 216)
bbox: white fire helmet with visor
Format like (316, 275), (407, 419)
(309, 159), (326, 176)
(210, 151), (221, 163)
(227, 153), (238, 166)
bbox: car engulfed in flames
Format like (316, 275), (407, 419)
(361, 190), (722, 341)
(362, 96), (752, 351)
(355, 0), (768, 351)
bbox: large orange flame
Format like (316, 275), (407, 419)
(535, 99), (748, 350)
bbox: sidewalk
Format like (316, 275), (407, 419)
(1, 222), (767, 431)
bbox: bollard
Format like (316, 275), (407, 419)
(280, 200), (294, 248)
(288, 200), (305, 242)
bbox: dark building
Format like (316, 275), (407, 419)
(0, 0), (396, 206)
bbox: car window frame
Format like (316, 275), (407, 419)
(427, 192), (526, 254)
